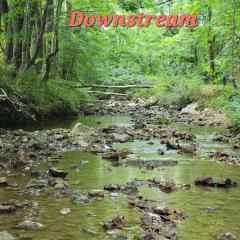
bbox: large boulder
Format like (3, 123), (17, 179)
(180, 103), (200, 116)
(71, 123), (95, 136)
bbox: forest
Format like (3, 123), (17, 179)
(0, 0), (240, 240)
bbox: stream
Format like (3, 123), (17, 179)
(1, 115), (240, 240)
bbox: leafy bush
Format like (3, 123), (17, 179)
(227, 97), (240, 133)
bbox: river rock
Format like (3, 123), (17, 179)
(0, 200), (30, 214)
(71, 123), (95, 136)
(195, 177), (237, 188)
(0, 177), (8, 187)
(111, 133), (131, 143)
(180, 103), (200, 116)
(122, 158), (177, 167)
(103, 215), (128, 230)
(218, 233), (237, 240)
(153, 206), (187, 222)
(88, 189), (107, 198)
(17, 220), (44, 230)
(49, 168), (68, 178)
(71, 194), (89, 205)
(0, 231), (15, 240)
(60, 208), (71, 215)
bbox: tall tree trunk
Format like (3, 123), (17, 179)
(25, 0), (51, 70)
(12, 1), (24, 68)
(229, 0), (237, 88)
(43, 0), (63, 81)
(0, 0), (13, 63)
(20, 0), (31, 70)
(238, 40), (240, 82)
(34, 0), (45, 57)
(208, 7), (215, 83)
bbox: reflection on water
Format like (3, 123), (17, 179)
(1, 115), (240, 240)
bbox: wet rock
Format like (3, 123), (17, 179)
(104, 183), (138, 194)
(210, 152), (240, 165)
(0, 200), (30, 214)
(112, 133), (131, 143)
(143, 211), (162, 223)
(60, 208), (71, 215)
(70, 165), (79, 172)
(103, 215), (128, 230)
(153, 206), (187, 222)
(71, 194), (89, 205)
(0, 177), (8, 187)
(49, 168), (68, 178)
(127, 196), (151, 211)
(0, 231), (16, 240)
(166, 139), (196, 155)
(17, 220), (44, 231)
(218, 233), (237, 240)
(26, 179), (47, 189)
(213, 133), (231, 143)
(52, 178), (70, 190)
(102, 149), (119, 161)
(71, 123), (95, 136)
(166, 139), (179, 150)
(80, 160), (89, 165)
(88, 189), (107, 198)
(77, 140), (89, 148)
(149, 178), (190, 193)
(122, 158), (177, 167)
(195, 177), (237, 188)
(157, 149), (165, 155)
(31, 141), (46, 150)
(205, 207), (215, 213)
(118, 148), (133, 160)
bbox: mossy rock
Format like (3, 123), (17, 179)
(154, 117), (171, 125)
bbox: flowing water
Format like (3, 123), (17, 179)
(1, 115), (240, 240)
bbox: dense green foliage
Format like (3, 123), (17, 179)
(0, 0), (240, 128)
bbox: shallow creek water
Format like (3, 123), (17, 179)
(1, 115), (240, 240)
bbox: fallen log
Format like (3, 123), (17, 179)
(60, 83), (152, 89)
(88, 91), (130, 97)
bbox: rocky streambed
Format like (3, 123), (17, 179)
(0, 101), (240, 240)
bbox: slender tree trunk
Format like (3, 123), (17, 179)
(43, 0), (63, 81)
(238, 40), (240, 82)
(34, 0), (45, 57)
(12, 1), (24, 68)
(3, 4), (13, 63)
(25, 0), (51, 70)
(208, 7), (215, 83)
(20, 1), (30, 69)
(229, 0), (237, 88)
